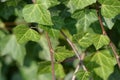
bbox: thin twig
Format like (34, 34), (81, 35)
(60, 30), (87, 80)
(96, 3), (120, 69)
(45, 32), (56, 80)
(72, 64), (80, 80)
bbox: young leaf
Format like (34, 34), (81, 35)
(79, 33), (110, 49)
(54, 47), (75, 62)
(79, 33), (95, 48)
(67, 0), (96, 13)
(98, 0), (120, 18)
(72, 9), (98, 32)
(13, 25), (40, 44)
(93, 34), (110, 50)
(22, 4), (53, 25)
(76, 70), (90, 80)
(85, 50), (116, 80)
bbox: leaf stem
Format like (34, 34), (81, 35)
(60, 30), (87, 79)
(45, 32), (56, 80)
(96, 4), (120, 69)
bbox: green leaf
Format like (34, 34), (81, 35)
(72, 9), (98, 32)
(79, 33), (110, 49)
(36, 0), (60, 8)
(13, 25), (40, 44)
(52, 16), (64, 30)
(67, 0), (96, 13)
(0, 35), (26, 65)
(38, 25), (60, 38)
(99, 0), (120, 18)
(22, 4), (53, 25)
(20, 62), (38, 80)
(55, 47), (75, 62)
(79, 33), (95, 48)
(103, 17), (115, 29)
(0, 5), (14, 20)
(38, 74), (52, 80)
(76, 70), (90, 80)
(93, 34), (110, 50)
(38, 61), (65, 78)
(85, 50), (116, 80)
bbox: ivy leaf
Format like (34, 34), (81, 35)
(38, 61), (65, 78)
(52, 16), (64, 30)
(76, 70), (90, 80)
(13, 25), (40, 44)
(85, 50), (116, 80)
(22, 4), (53, 25)
(20, 62), (38, 80)
(0, 35), (26, 65)
(67, 0), (96, 13)
(93, 34), (110, 50)
(55, 47), (75, 62)
(72, 9), (98, 32)
(79, 33), (110, 49)
(79, 33), (95, 48)
(103, 17), (115, 29)
(36, 0), (60, 8)
(98, 0), (120, 18)
(38, 25), (60, 38)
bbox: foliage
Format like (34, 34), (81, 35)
(0, 0), (120, 80)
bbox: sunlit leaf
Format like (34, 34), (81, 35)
(79, 33), (110, 49)
(85, 50), (116, 80)
(67, 0), (96, 13)
(22, 4), (53, 25)
(93, 34), (110, 50)
(98, 0), (120, 18)
(103, 17), (115, 29)
(36, 0), (60, 8)
(55, 47), (75, 62)
(13, 24), (40, 44)
(76, 70), (90, 80)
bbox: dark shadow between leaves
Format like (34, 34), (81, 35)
(24, 41), (43, 67)
(108, 65), (120, 80)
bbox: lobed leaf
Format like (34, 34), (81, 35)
(55, 47), (75, 62)
(0, 35), (26, 65)
(85, 50), (116, 80)
(79, 33), (110, 49)
(98, 0), (120, 18)
(13, 25), (40, 44)
(67, 0), (96, 13)
(72, 9), (98, 33)
(22, 4), (53, 25)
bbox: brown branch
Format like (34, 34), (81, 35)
(45, 32), (56, 80)
(60, 30), (87, 79)
(31, 0), (55, 79)
(96, 4), (120, 69)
